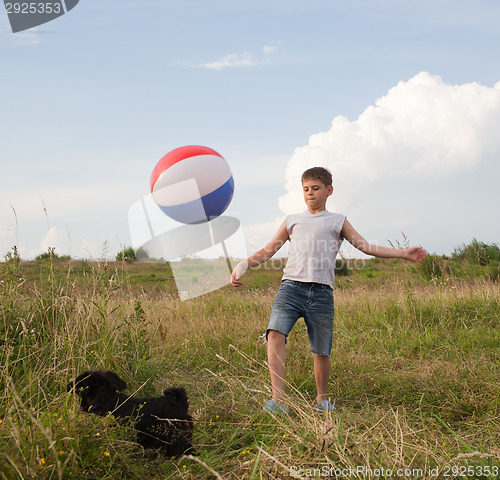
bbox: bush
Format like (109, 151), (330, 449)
(35, 247), (71, 262)
(487, 261), (500, 282)
(419, 254), (455, 280)
(115, 246), (137, 263)
(3, 246), (21, 264)
(452, 238), (500, 266)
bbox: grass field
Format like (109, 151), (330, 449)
(0, 252), (499, 479)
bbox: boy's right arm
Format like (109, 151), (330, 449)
(230, 220), (289, 287)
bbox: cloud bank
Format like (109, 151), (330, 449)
(279, 72), (500, 253)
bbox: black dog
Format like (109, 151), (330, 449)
(68, 370), (194, 457)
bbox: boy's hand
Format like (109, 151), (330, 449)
(230, 271), (242, 287)
(230, 260), (248, 287)
(404, 247), (427, 263)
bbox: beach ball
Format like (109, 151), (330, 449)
(150, 145), (234, 224)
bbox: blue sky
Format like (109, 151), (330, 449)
(1, 0), (500, 260)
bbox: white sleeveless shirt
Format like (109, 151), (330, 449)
(282, 210), (346, 289)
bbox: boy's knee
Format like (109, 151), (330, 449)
(267, 329), (287, 343)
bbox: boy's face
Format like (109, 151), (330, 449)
(302, 178), (333, 213)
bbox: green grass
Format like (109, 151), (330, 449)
(0, 255), (499, 479)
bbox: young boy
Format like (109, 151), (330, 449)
(231, 167), (426, 413)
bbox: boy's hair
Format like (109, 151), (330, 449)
(301, 167), (332, 187)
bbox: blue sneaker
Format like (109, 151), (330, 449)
(314, 400), (337, 412)
(263, 399), (289, 415)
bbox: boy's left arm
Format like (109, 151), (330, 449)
(341, 219), (426, 263)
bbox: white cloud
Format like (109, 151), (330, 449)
(278, 72), (500, 253)
(39, 226), (71, 257)
(14, 30), (45, 46)
(0, 228), (17, 259)
(201, 52), (260, 70)
(198, 43), (280, 70)
(3, 25), (46, 47)
(1, 176), (142, 259)
(262, 43), (278, 55)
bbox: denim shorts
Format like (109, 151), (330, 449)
(267, 279), (335, 356)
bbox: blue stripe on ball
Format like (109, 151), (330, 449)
(159, 176), (234, 225)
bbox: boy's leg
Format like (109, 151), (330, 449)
(303, 284), (334, 404)
(313, 354), (331, 403)
(267, 330), (287, 402)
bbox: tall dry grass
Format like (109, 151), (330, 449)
(0, 256), (499, 479)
